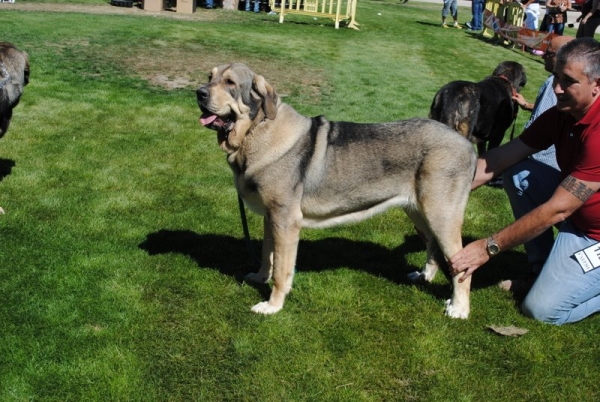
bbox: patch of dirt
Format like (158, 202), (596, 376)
(123, 46), (327, 102)
(2, 2), (328, 102)
(0, 2), (220, 21)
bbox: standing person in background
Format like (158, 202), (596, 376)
(205, 0), (214, 8)
(547, 0), (572, 35)
(522, 0), (541, 30)
(245, 0), (260, 12)
(466, 0), (485, 31)
(577, 0), (600, 38)
(441, 0), (462, 28)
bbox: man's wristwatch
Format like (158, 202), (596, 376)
(486, 236), (500, 256)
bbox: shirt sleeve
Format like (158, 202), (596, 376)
(519, 107), (559, 151)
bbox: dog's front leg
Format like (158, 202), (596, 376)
(245, 217), (274, 284)
(251, 209), (301, 315)
(445, 272), (471, 319)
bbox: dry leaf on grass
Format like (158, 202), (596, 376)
(487, 325), (529, 337)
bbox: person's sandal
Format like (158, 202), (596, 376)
(498, 274), (537, 299)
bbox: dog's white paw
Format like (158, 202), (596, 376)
(244, 272), (269, 284)
(444, 299), (469, 319)
(251, 301), (282, 315)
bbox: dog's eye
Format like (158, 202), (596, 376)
(226, 79), (236, 85)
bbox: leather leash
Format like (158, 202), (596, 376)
(238, 194), (262, 266)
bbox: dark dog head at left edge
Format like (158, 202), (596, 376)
(0, 42), (30, 139)
(196, 63), (279, 154)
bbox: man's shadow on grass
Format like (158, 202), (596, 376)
(139, 229), (528, 302)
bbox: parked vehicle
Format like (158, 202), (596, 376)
(572, 0), (585, 11)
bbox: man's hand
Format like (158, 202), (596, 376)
(512, 93), (532, 111)
(449, 239), (490, 282)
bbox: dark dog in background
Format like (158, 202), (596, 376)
(429, 61), (527, 155)
(0, 42), (29, 138)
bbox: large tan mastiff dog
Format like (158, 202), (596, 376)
(197, 63), (477, 318)
(0, 42), (29, 138)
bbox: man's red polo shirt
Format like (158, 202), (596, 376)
(520, 96), (600, 240)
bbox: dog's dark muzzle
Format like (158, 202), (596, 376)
(196, 86), (210, 108)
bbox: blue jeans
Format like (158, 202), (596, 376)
(442, 0), (457, 18)
(522, 221), (600, 324)
(245, 0), (260, 11)
(471, 0), (484, 30)
(503, 158), (560, 269)
(547, 22), (565, 35)
(503, 159), (600, 324)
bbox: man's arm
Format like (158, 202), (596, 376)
(513, 93), (534, 112)
(471, 138), (537, 190)
(450, 175), (600, 281)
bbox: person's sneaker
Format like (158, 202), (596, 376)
(454, 22), (462, 29)
(498, 274), (537, 299)
(442, 23), (449, 28)
(465, 21), (473, 29)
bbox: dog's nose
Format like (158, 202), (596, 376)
(196, 87), (209, 101)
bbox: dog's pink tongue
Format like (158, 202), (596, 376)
(200, 113), (218, 126)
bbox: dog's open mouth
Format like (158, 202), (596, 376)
(199, 111), (233, 131)
(199, 107), (235, 145)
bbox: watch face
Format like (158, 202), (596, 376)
(487, 238), (500, 255)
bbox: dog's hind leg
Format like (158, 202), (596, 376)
(250, 208), (302, 315)
(405, 210), (439, 284)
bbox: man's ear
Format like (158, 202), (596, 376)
(252, 74), (278, 120)
(593, 77), (600, 97)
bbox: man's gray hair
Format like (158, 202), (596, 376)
(556, 37), (600, 82)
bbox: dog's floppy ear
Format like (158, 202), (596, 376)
(23, 57), (30, 87)
(252, 74), (278, 120)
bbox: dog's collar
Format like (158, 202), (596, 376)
(496, 75), (518, 97)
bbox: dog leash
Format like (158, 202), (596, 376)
(509, 114), (518, 141)
(509, 98), (520, 141)
(238, 194), (262, 266)
(497, 74), (520, 141)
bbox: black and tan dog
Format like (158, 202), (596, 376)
(0, 42), (29, 138)
(429, 61), (527, 155)
(197, 63), (477, 318)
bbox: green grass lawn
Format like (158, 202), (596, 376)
(0, 1), (598, 401)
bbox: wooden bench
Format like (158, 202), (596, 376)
(270, 0), (359, 29)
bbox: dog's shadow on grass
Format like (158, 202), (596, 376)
(0, 158), (15, 182)
(139, 229), (528, 301)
